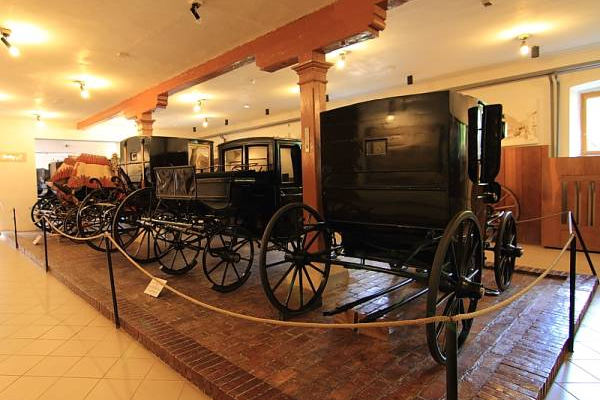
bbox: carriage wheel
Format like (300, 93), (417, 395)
(203, 227), (254, 292)
(426, 211), (484, 365)
(155, 216), (202, 275)
(77, 190), (115, 252)
(62, 208), (82, 243)
(31, 199), (48, 230)
(494, 186), (520, 221)
(111, 188), (170, 263)
(259, 203), (331, 316)
(494, 212), (518, 291)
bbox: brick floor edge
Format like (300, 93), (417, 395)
(7, 231), (599, 400)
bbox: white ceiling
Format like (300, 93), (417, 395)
(0, 0), (336, 121)
(1, 0), (600, 131)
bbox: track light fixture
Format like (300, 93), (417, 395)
(518, 34), (531, 56)
(189, 1), (204, 24)
(193, 100), (203, 113)
(0, 28), (20, 57)
(336, 52), (347, 69)
(203, 117), (209, 128)
(73, 80), (90, 99)
(34, 114), (44, 127)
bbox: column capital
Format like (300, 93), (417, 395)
(135, 111), (155, 137)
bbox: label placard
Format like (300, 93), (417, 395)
(144, 278), (167, 298)
(32, 235), (42, 245)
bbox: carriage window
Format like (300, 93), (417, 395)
(280, 147), (295, 183)
(188, 143), (211, 172)
(365, 139), (387, 156)
(247, 146), (268, 171)
(224, 148), (242, 171)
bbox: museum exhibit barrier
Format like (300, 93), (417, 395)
(6, 210), (596, 400)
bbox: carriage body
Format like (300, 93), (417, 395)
(119, 136), (213, 187)
(153, 137), (302, 238)
(321, 91), (484, 264)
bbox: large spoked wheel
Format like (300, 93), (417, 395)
(77, 189), (115, 252)
(494, 212), (518, 291)
(156, 215), (202, 276)
(426, 211), (484, 365)
(202, 226), (254, 292)
(494, 186), (520, 221)
(111, 188), (170, 263)
(259, 202), (331, 317)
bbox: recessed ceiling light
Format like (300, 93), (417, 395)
(243, 104), (250, 109)
(0, 93), (9, 101)
(116, 51), (131, 58)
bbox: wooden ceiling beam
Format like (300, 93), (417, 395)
(77, 0), (394, 130)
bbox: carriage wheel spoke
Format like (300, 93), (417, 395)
(180, 250), (189, 269)
(221, 263), (230, 286)
(272, 264), (295, 292)
(307, 263), (325, 275)
(303, 230), (320, 251)
(133, 230), (148, 257)
(285, 267), (299, 307)
(298, 266), (304, 307)
(301, 265), (318, 295)
(231, 262), (241, 280)
(207, 259), (225, 275)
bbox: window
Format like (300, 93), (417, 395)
(280, 147), (295, 183)
(365, 139), (387, 156)
(246, 146), (268, 171)
(582, 91), (600, 155)
(223, 148), (242, 171)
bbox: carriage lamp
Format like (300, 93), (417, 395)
(203, 117), (209, 128)
(193, 100), (202, 113)
(518, 34), (531, 56)
(0, 28), (20, 57)
(336, 52), (347, 69)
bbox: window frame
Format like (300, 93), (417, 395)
(581, 90), (600, 156)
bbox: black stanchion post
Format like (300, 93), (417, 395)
(104, 237), (120, 329)
(12, 208), (18, 249)
(42, 220), (49, 273)
(568, 235), (577, 353)
(570, 214), (597, 277)
(446, 321), (459, 400)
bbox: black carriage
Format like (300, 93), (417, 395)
(76, 137), (213, 252)
(111, 137), (302, 291)
(259, 91), (522, 364)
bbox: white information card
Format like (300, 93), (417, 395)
(144, 278), (167, 298)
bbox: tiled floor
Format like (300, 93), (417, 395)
(0, 236), (211, 400)
(545, 290), (600, 400)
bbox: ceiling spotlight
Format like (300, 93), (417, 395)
(79, 82), (90, 99)
(34, 114), (45, 128)
(518, 34), (531, 56)
(193, 100), (202, 113)
(243, 104), (250, 109)
(202, 117), (209, 128)
(0, 28), (20, 57)
(189, 1), (204, 24)
(481, 0), (493, 7)
(336, 52), (347, 69)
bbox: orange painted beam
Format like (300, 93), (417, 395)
(77, 0), (393, 130)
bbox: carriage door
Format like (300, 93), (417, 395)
(278, 144), (302, 206)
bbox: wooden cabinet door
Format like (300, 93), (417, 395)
(542, 156), (600, 250)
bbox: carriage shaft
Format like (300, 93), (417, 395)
(323, 278), (415, 316)
(359, 287), (429, 323)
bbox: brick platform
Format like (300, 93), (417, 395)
(9, 232), (597, 400)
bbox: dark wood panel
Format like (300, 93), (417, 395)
(497, 145), (547, 245)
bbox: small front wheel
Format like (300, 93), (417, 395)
(494, 212), (518, 291)
(202, 227), (253, 292)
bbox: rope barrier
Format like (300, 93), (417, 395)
(100, 227), (576, 330)
(42, 215), (106, 242)
(516, 211), (570, 224)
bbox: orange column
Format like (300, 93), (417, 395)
(292, 52), (332, 211)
